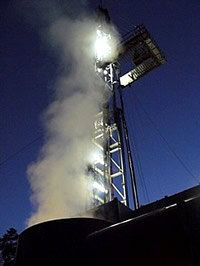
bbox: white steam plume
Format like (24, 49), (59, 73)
(26, 6), (119, 226)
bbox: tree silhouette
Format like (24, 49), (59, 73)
(0, 228), (18, 266)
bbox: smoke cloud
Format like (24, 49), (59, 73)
(26, 2), (119, 226)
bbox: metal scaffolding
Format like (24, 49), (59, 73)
(88, 7), (166, 210)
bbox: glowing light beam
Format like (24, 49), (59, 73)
(93, 181), (108, 194)
(95, 28), (111, 62)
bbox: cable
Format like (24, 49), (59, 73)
(130, 95), (164, 198)
(124, 95), (150, 203)
(129, 118), (150, 203)
(0, 135), (43, 167)
(132, 92), (200, 185)
(130, 102), (150, 202)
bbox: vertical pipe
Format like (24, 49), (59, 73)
(118, 88), (139, 209)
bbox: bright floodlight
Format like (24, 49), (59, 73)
(93, 181), (108, 194)
(95, 28), (111, 62)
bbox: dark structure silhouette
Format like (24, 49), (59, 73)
(15, 185), (200, 266)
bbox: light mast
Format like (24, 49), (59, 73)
(88, 5), (166, 209)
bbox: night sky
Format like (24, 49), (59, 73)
(1, 0), (200, 236)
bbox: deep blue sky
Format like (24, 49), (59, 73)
(1, 0), (200, 236)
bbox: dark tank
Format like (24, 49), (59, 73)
(15, 217), (111, 266)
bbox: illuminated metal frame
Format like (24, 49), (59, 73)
(108, 122), (128, 205)
(91, 62), (129, 207)
(89, 20), (166, 209)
